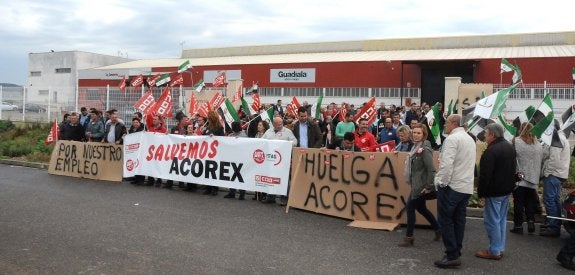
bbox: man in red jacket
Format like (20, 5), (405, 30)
(354, 118), (376, 151)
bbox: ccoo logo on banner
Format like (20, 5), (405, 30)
(123, 132), (293, 195)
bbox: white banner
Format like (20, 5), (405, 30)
(123, 132), (293, 195)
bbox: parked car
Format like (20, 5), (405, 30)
(0, 102), (18, 111)
(19, 103), (47, 113)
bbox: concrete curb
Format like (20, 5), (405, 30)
(0, 159), (48, 170)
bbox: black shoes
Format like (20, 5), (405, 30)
(540, 229), (560, 237)
(434, 256), (461, 268)
(527, 221), (535, 234)
(510, 226), (523, 234)
(557, 254), (575, 271)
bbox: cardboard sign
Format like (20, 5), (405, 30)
(288, 148), (437, 225)
(48, 141), (123, 182)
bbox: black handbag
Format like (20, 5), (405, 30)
(420, 190), (437, 200)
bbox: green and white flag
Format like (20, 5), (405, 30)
(310, 94), (324, 119)
(193, 79), (205, 92)
(424, 102), (442, 145)
(560, 105), (575, 138)
(474, 86), (514, 119)
(572, 67), (575, 86)
(155, 73), (171, 86)
(530, 93), (554, 139)
(220, 98), (240, 128)
(259, 107), (275, 124)
(501, 58), (515, 73)
(246, 83), (258, 95)
(178, 60), (192, 73)
(240, 97), (251, 116)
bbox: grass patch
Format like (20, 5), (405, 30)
(0, 120), (53, 163)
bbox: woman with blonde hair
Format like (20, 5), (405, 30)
(399, 123), (440, 246)
(510, 122), (542, 234)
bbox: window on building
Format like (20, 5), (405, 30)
(38, 90), (49, 95)
(55, 68), (72, 73)
(30, 71), (41, 77)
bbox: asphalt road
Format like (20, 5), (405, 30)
(0, 164), (572, 274)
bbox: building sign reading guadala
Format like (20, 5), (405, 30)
(270, 68), (316, 83)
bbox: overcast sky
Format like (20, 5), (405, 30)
(1, 0), (573, 86)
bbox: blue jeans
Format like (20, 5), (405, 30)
(484, 196), (509, 256)
(437, 186), (471, 260)
(406, 193), (439, 236)
(543, 175), (562, 233)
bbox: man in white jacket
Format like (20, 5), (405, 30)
(433, 114), (477, 268)
(540, 127), (571, 237)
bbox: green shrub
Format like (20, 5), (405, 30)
(0, 120), (15, 132)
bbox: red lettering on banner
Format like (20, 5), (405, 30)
(208, 140), (219, 158)
(146, 145), (155, 161)
(146, 141), (220, 162)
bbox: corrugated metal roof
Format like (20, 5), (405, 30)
(94, 44), (575, 70)
(183, 31), (575, 58)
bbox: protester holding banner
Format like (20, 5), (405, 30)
(129, 117), (147, 186)
(353, 118), (377, 151)
(202, 110), (225, 196)
(342, 132), (361, 151)
(164, 112), (189, 189)
(394, 125), (414, 152)
(261, 116), (297, 204)
(378, 117), (399, 145)
(224, 121), (248, 200)
(85, 110), (104, 142)
(292, 107), (322, 149)
(433, 114), (476, 269)
(510, 122), (542, 235)
(103, 113), (127, 145)
(399, 123), (440, 247)
(145, 114), (167, 186)
(60, 113), (85, 141)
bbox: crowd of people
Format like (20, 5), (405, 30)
(56, 99), (574, 270)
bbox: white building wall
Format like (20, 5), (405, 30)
(27, 51), (131, 108)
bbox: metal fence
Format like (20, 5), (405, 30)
(1, 83), (573, 125)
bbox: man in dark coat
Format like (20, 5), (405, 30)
(60, 113), (85, 141)
(475, 123), (517, 260)
(292, 106), (322, 148)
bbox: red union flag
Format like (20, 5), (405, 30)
(251, 92), (261, 112)
(150, 86), (173, 117)
(212, 71), (226, 87)
(119, 75), (127, 92)
(147, 73), (161, 87)
(170, 73), (184, 87)
(339, 103), (348, 121)
(134, 90), (156, 114)
(44, 119), (59, 145)
(198, 101), (210, 118)
(354, 97), (377, 125)
(188, 92), (198, 117)
(232, 83), (242, 103)
(131, 74), (144, 87)
(286, 96), (301, 116)
(368, 140), (396, 152)
(210, 91), (225, 110)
